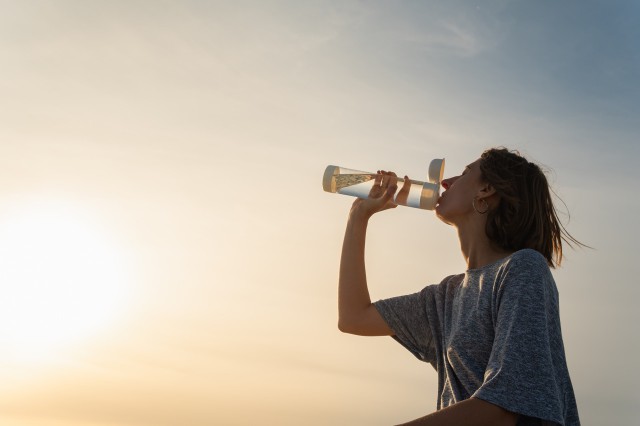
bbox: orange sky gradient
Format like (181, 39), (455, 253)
(1, 2), (639, 425)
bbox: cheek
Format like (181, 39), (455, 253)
(435, 203), (459, 226)
(436, 193), (472, 219)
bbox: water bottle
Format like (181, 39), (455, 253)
(322, 158), (445, 210)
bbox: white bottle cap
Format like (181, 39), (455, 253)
(420, 159), (445, 210)
(428, 158), (445, 184)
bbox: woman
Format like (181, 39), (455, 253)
(337, 148), (581, 425)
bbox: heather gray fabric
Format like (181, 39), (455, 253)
(374, 249), (579, 425)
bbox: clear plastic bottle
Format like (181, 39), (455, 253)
(322, 158), (445, 210)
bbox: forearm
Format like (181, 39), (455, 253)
(395, 398), (518, 426)
(336, 176), (398, 335)
(338, 213), (371, 328)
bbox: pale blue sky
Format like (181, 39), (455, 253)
(0, 1), (638, 425)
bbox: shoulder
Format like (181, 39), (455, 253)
(507, 248), (549, 269)
(416, 274), (464, 302)
(497, 249), (557, 297)
(440, 273), (465, 286)
(435, 273), (464, 292)
(500, 249), (552, 281)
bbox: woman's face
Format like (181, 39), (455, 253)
(435, 158), (486, 225)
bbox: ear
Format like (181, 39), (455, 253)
(477, 182), (497, 199)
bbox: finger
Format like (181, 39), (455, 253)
(374, 171), (383, 186)
(383, 183), (398, 203)
(392, 175), (410, 206)
(387, 171), (398, 188)
(369, 171), (384, 197)
(380, 171), (398, 189)
(400, 175), (412, 193)
(381, 174), (389, 189)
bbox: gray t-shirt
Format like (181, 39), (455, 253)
(374, 249), (580, 425)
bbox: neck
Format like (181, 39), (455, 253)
(456, 221), (513, 270)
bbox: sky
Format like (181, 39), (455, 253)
(0, 1), (638, 425)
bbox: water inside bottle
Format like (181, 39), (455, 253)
(333, 172), (428, 208)
(334, 174), (376, 191)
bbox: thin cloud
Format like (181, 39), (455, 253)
(397, 21), (487, 57)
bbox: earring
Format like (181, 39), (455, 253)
(472, 197), (489, 214)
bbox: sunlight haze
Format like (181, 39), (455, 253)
(0, 1), (638, 425)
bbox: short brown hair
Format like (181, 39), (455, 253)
(479, 147), (586, 267)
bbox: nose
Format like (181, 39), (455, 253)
(441, 175), (459, 190)
(441, 178), (452, 190)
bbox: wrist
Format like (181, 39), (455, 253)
(348, 205), (371, 224)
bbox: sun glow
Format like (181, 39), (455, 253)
(0, 198), (130, 362)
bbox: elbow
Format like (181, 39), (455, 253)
(337, 317), (357, 334)
(337, 318), (350, 334)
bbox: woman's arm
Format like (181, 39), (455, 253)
(395, 397), (518, 426)
(337, 171), (408, 336)
(337, 212), (393, 335)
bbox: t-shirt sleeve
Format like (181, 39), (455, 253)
(373, 285), (438, 364)
(472, 251), (572, 425)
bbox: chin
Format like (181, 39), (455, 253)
(435, 206), (453, 226)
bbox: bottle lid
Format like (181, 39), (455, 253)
(323, 165), (339, 193)
(428, 158), (445, 184)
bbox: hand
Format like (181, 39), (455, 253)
(394, 175), (412, 207)
(349, 170), (402, 220)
